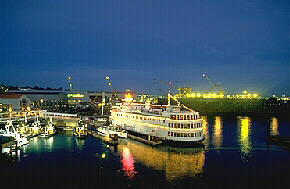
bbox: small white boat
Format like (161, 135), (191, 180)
(97, 126), (127, 138)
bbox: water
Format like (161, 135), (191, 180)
(1, 115), (290, 189)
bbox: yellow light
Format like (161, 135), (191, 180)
(253, 94), (258, 98)
(101, 153), (106, 158)
(197, 93), (201, 97)
(40, 99), (44, 103)
(67, 94), (85, 98)
(124, 93), (133, 102)
(106, 76), (110, 80)
(243, 91), (247, 94)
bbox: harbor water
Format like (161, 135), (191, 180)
(1, 114), (289, 189)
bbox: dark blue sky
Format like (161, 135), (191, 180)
(0, 0), (289, 96)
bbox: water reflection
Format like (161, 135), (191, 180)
(75, 138), (85, 150)
(43, 137), (54, 152)
(212, 116), (223, 152)
(201, 116), (209, 149)
(270, 117), (279, 136)
(118, 140), (205, 182)
(237, 116), (252, 160)
(120, 147), (136, 179)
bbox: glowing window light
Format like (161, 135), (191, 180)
(67, 94), (84, 98)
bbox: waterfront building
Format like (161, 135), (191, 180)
(8, 89), (90, 110)
(0, 93), (31, 111)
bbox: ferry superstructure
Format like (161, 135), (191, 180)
(110, 93), (204, 144)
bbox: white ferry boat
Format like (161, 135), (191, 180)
(110, 93), (204, 145)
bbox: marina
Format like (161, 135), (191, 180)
(1, 1), (289, 188)
(0, 114), (289, 189)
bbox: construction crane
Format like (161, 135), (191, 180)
(153, 78), (192, 97)
(153, 78), (180, 94)
(202, 74), (224, 95)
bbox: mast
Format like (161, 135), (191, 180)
(168, 90), (171, 106)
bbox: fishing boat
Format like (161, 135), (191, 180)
(74, 123), (88, 139)
(0, 120), (29, 147)
(40, 117), (56, 138)
(110, 92), (204, 145)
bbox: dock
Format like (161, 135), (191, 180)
(127, 134), (162, 146)
(88, 131), (118, 145)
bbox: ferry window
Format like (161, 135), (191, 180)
(173, 132), (176, 137)
(178, 124), (180, 128)
(171, 115), (176, 120)
(163, 120), (165, 123)
(174, 123), (178, 128)
(176, 133), (180, 137)
(184, 115), (187, 120)
(187, 115), (190, 120)
(177, 115), (179, 120)
(168, 123), (170, 127)
(184, 124), (189, 129)
(140, 117), (143, 120)
(168, 132), (170, 136)
(180, 115), (183, 120)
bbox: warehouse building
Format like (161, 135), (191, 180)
(0, 93), (31, 111)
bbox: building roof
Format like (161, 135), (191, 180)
(0, 93), (23, 99)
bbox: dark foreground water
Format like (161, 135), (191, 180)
(1, 114), (290, 189)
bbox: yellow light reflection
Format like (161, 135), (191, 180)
(270, 117), (279, 136)
(201, 116), (209, 149)
(237, 116), (252, 160)
(118, 141), (205, 182)
(212, 116), (223, 152)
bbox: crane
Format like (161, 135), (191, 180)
(153, 78), (180, 94)
(202, 74), (224, 95)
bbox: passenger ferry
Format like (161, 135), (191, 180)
(110, 92), (204, 145)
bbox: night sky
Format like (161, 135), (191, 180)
(0, 0), (289, 96)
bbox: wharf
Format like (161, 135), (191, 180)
(127, 134), (162, 146)
(88, 131), (118, 146)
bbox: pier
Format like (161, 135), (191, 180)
(127, 134), (162, 146)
